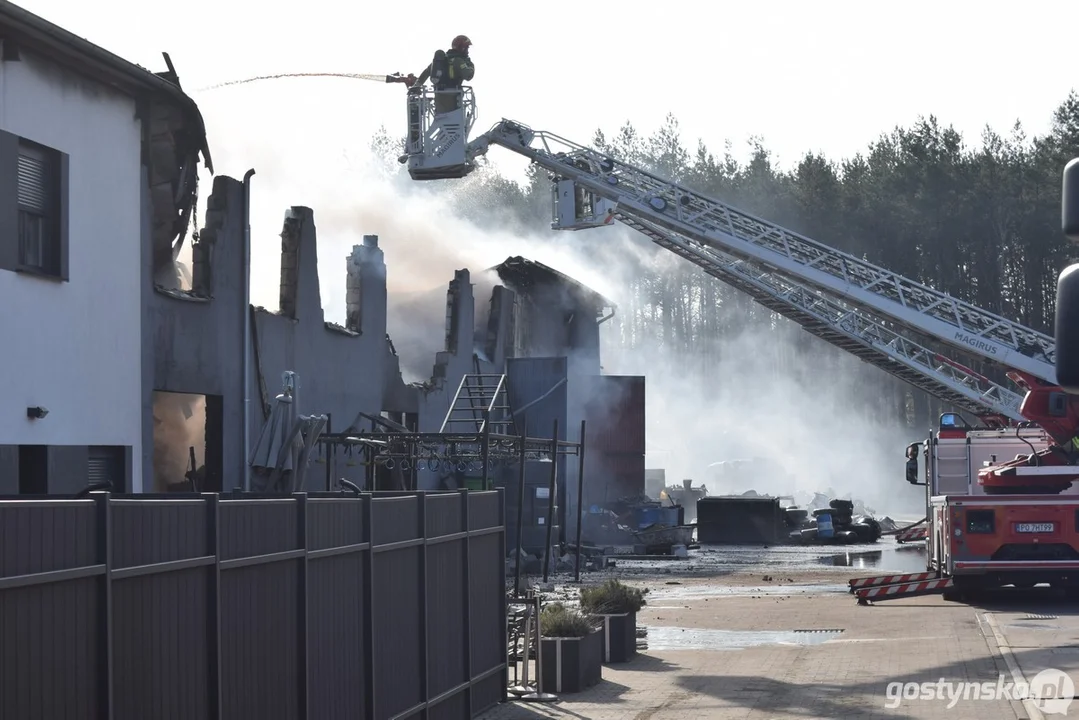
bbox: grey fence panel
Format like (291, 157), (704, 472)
(0, 499), (102, 720)
(425, 492), (468, 706)
(306, 496), (369, 720)
(219, 497), (304, 720)
(371, 494), (425, 718)
(0, 489), (507, 720)
(110, 498), (214, 720)
(466, 491), (508, 716)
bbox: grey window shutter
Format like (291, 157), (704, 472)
(88, 447), (123, 487)
(17, 146), (49, 212)
(0, 131), (18, 271)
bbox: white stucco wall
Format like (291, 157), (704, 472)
(0, 51), (144, 490)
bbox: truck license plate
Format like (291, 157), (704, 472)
(1015, 522), (1054, 533)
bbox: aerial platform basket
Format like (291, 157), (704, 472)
(400, 85), (479, 180)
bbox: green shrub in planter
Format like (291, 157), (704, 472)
(579, 580), (646, 663)
(538, 603), (603, 693)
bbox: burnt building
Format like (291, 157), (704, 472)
(146, 174), (645, 545)
(0, 5), (646, 548)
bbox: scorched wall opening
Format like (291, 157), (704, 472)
(151, 391), (223, 492)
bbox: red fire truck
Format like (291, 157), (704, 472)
(856, 408), (1079, 603)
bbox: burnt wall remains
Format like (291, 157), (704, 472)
(140, 175), (644, 528)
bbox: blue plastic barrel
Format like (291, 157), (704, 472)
(636, 507), (661, 528)
(816, 511), (834, 539)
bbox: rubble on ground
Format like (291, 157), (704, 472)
(705, 490), (888, 545)
(876, 516), (900, 532)
(506, 547), (611, 576)
(738, 488), (877, 517)
(576, 494), (696, 555)
(505, 487), (902, 574)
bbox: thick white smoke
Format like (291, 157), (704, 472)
(191, 109), (924, 515)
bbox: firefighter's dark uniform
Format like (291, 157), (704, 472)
(415, 49), (475, 114)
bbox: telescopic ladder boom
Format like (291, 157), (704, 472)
(400, 95), (1043, 420)
(467, 120), (1057, 384)
(616, 213), (1024, 420)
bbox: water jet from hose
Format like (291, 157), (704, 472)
(196, 71), (409, 92)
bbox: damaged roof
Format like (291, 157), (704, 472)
(491, 256), (616, 311)
(0, 0), (213, 172)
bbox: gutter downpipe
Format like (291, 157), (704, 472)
(243, 169), (256, 491)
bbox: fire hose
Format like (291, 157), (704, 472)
(196, 72), (414, 92)
(881, 516), (928, 536)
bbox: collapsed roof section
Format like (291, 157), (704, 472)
(0, 1), (217, 295)
(491, 256), (617, 318)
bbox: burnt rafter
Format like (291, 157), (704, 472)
(493, 256), (616, 317)
(148, 52), (214, 283)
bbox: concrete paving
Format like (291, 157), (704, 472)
(979, 593), (1079, 719)
(482, 553), (1079, 720)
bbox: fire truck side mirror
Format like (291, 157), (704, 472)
(1057, 158), (1079, 393)
(1063, 157), (1079, 242)
(905, 458), (919, 484)
(904, 443), (920, 484)
(1056, 263), (1079, 394)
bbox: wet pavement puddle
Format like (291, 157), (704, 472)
(648, 583), (849, 600)
(644, 626), (845, 651)
(1003, 624), (1063, 631)
(818, 545), (927, 573)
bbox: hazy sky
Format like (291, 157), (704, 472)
(18, 0), (1079, 308)
(23, 0), (1079, 179)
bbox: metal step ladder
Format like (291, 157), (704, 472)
(440, 373), (515, 435)
(934, 439), (974, 494)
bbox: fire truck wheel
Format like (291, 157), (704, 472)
(1052, 582), (1079, 599)
(941, 589), (967, 603)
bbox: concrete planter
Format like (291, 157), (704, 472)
(539, 629), (603, 694)
(598, 611), (637, 663)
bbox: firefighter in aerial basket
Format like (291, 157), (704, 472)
(399, 35), (475, 115)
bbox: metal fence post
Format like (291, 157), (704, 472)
(324, 414), (333, 491)
(481, 409), (491, 490)
(497, 485), (508, 702)
(364, 493), (376, 718)
(460, 487), (474, 716)
(97, 492), (115, 720)
(297, 492), (310, 720)
(574, 420), (587, 583)
(542, 419), (559, 583)
(513, 421), (527, 598)
(419, 492), (430, 710)
(208, 493), (224, 719)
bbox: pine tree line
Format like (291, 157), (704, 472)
(368, 92), (1079, 430)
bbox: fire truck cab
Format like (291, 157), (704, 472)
(905, 413), (1079, 592)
